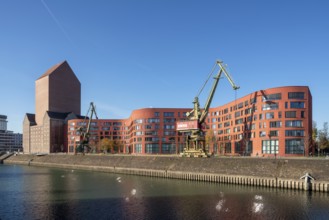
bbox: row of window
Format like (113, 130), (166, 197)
(132, 138), (305, 155)
(209, 92), (305, 117)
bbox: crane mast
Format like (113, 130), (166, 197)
(177, 60), (239, 157)
(75, 102), (98, 154)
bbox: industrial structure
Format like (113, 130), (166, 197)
(23, 61), (313, 157)
(23, 61), (84, 154)
(0, 115), (22, 152)
(67, 86), (312, 157)
(177, 60), (239, 157)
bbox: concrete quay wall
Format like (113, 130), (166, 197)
(4, 154), (329, 192)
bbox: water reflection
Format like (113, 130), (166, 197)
(1, 164), (329, 219)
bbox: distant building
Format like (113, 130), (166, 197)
(0, 114), (23, 152)
(23, 61), (82, 154)
(67, 86), (313, 157)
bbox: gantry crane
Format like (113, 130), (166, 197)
(75, 102), (98, 154)
(177, 60), (239, 157)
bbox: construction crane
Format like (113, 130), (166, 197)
(75, 102), (98, 154)
(177, 60), (239, 157)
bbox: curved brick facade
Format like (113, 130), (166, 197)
(67, 86), (312, 157)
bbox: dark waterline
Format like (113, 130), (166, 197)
(0, 164), (328, 220)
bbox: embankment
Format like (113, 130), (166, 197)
(4, 154), (329, 192)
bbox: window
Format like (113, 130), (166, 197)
(250, 97), (257, 104)
(285, 111), (297, 118)
(225, 142), (231, 153)
(288, 92), (304, 99)
(285, 120), (303, 127)
(145, 137), (159, 142)
(162, 144), (176, 154)
(290, 102), (305, 108)
(285, 139), (304, 154)
(269, 130), (279, 137)
(224, 122), (230, 127)
(145, 144), (159, 153)
(163, 112), (174, 117)
(145, 125), (152, 129)
(148, 118), (160, 123)
(270, 121), (282, 128)
(154, 112), (160, 117)
(266, 112), (275, 119)
(262, 103), (279, 110)
(263, 93), (281, 101)
(145, 131), (158, 136)
(164, 124), (175, 130)
(285, 130), (304, 137)
(259, 131), (266, 137)
(235, 111), (241, 118)
(224, 128), (231, 134)
(164, 131), (175, 136)
(235, 118), (243, 125)
(262, 140), (279, 154)
(235, 142), (243, 154)
(163, 118), (176, 123)
(212, 118), (217, 123)
(134, 119), (143, 124)
(301, 111), (305, 118)
(135, 144), (142, 153)
(113, 122), (122, 126)
(238, 102), (243, 109)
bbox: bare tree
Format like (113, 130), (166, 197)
(318, 122), (329, 155)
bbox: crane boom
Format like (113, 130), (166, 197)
(199, 60), (239, 124)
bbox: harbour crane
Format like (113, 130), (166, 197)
(177, 60), (239, 157)
(75, 102), (98, 154)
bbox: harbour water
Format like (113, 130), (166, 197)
(1, 164), (328, 220)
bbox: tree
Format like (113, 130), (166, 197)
(311, 120), (318, 155)
(205, 129), (216, 153)
(318, 122), (329, 154)
(99, 138), (112, 153)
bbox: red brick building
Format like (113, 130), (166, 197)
(67, 86), (312, 157)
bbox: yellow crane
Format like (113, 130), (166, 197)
(177, 60), (239, 157)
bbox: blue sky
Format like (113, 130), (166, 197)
(1, 0), (328, 133)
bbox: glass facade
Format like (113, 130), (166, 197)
(262, 140), (278, 154)
(285, 139), (304, 154)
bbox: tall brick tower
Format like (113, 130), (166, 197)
(35, 61), (81, 125)
(23, 61), (81, 154)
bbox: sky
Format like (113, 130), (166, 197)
(0, 0), (328, 133)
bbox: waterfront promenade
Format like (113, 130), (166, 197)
(4, 154), (329, 192)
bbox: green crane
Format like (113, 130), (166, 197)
(177, 60), (239, 157)
(75, 102), (98, 154)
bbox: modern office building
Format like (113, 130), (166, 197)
(23, 61), (82, 154)
(67, 86), (312, 157)
(0, 114), (23, 152)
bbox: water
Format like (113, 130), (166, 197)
(1, 164), (329, 220)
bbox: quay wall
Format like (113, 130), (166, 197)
(4, 154), (329, 192)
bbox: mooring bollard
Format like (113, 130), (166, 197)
(300, 173), (315, 191)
